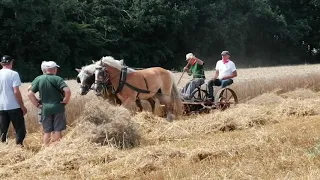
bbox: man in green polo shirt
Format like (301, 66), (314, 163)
(28, 61), (71, 146)
(181, 53), (205, 100)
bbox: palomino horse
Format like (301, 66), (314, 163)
(75, 62), (146, 110)
(94, 56), (183, 121)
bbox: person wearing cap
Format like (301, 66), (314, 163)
(0, 55), (27, 146)
(181, 53), (205, 100)
(28, 61), (71, 146)
(207, 51), (237, 100)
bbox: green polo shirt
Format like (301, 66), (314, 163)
(31, 74), (68, 116)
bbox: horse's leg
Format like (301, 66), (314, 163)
(158, 95), (173, 122)
(135, 99), (143, 112)
(147, 98), (156, 114)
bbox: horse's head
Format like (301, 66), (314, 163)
(92, 56), (126, 93)
(75, 63), (97, 95)
(93, 65), (109, 94)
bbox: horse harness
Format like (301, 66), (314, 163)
(112, 66), (151, 97)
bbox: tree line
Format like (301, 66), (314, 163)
(0, 0), (319, 82)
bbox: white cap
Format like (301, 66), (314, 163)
(43, 61), (60, 68)
(186, 53), (194, 60)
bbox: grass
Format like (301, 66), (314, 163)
(2, 64), (320, 179)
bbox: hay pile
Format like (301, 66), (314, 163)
(275, 98), (320, 117)
(68, 99), (141, 149)
(131, 104), (276, 143)
(0, 99), (141, 179)
(247, 93), (284, 106)
(280, 88), (320, 99)
(133, 89), (320, 143)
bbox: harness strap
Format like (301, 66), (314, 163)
(124, 82), (151, 94)
(113, 66), (128, 94)
(112, 66), (151, 95)
(135, 75), (149, 98)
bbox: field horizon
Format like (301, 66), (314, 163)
(1, 64), (320, 179)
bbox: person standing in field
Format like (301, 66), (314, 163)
(207, 51), (237, 100)
(0, 55), (27, 146)
(181, 53), (205, 100)
(27, 61), (71, 146)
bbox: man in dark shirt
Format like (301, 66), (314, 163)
(28, 61), (71, 146)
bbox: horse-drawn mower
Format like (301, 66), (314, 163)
(181, 84), (238, 115)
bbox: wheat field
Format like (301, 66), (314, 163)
(2, 64), (320, 179)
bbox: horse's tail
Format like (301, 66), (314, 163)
(168, 70), (183, 116)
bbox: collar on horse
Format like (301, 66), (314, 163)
(112, 66), (151, 95)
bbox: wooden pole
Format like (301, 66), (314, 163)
(177, 60), (191, 85)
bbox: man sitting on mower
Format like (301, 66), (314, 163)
(181, 53), (205, 100)
(207, 50), (237, 101)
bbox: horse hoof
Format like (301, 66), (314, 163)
(166, 114), (174, 122)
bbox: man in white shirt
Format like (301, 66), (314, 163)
(0, 55), (27, 146)
(207, 51), (237, 100)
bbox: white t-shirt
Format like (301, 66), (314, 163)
(215, 60), (237, 80)
(0, 69), (22, 110)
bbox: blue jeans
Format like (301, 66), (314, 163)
(207, 79), (233, 98)
(181, 78), (205, 98)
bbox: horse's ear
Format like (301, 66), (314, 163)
(92, 60), (96, 63)
(75, 68), (81, 73)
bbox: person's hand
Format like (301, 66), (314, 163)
(60, 99), (69, 105)
(183, 67), (188, 72)
(221, 76), (229, 80)
(21, 105), (27, 116)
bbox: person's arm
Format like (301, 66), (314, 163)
(213, 70), (219, 80)
(61, 87), (71, 104)
(12, 73), (27, 115)
(183, 66), (192, 76)
(57, 78), (71, 104)
(212, 61), (219, 80)
(222, 62), (237, 80)
(27, 85), (32, 91)
(195, 58), (204, 65)
(221, 70), (237, 80)
(13, 87), (25, 109)
(28, 78), (41, 108)
(28, 91), (41, 108)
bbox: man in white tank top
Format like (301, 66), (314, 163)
(207, 51), (237, 100)
(0, 55), (27, 146)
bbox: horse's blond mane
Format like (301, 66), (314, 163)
(97, 56), (136, 73)
(99, 56), (122, 71)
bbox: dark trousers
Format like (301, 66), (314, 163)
(207, 79), (233, 98)
(0, 108), (26, 145)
